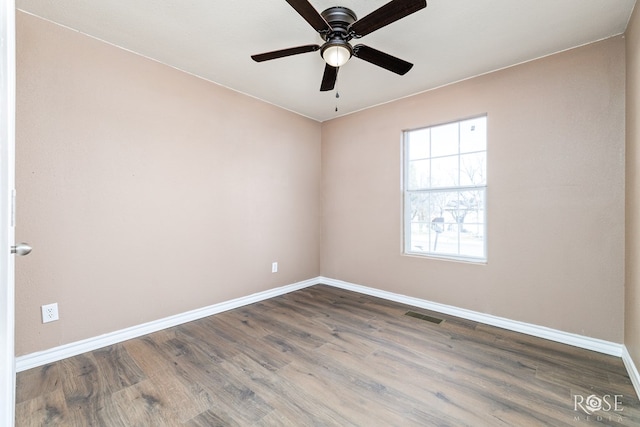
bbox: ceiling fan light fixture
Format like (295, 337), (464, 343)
(321, 42), (352, 67)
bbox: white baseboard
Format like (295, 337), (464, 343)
(622, 346), (640, 400)
(15, 278), (318, 372)
(318, 276), (624, 357)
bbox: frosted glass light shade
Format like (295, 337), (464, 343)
(322, 44), (351, 67)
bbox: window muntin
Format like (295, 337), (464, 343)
(404, 116), (487, 262)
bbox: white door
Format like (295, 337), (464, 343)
(1, 1), (16, 426)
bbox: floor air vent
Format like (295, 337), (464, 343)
(405, 311), (444, 325)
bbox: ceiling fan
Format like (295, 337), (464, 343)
(251, 0), (427, 92)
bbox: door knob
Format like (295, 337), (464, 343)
(11, 243), (32, 256)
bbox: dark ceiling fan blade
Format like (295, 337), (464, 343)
(320, 64), (338, 91)
(251, 44), (320, 62)
(353, 44), (413, 75)
(285, 0), (332, 33)
(348, 0), (427, 37)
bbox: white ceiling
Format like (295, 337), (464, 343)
(16, 0), (637, 122)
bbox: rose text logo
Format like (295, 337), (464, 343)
(573, 394), (623, 415)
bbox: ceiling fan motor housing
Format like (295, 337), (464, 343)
(320, 6), (357, 38)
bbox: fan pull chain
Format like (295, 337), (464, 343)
(334, 78), (340, 112)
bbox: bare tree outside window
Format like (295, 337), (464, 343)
(404, 116), (487, 261)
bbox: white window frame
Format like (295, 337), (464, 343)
(403, 115), (487, 263)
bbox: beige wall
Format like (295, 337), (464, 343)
(321, 37), (626, 342)
(15, 12), (321, 355)
(626, 5), (640, 368)
(15, 10), (630, 356)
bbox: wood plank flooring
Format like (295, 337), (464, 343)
(16, 285), (640, 426)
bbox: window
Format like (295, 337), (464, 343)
(403, 116), (487, 262)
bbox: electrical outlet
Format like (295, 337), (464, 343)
(41, 303), (59, 323)
(272, 262), (278, 273)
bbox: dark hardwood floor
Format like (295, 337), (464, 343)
(16, 285), (640, 426)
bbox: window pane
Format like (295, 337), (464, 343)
(408, 129), (429, 160)
(408, 192), (448, 254)
(457, 189), (485, 258)
(460, 152), (486, 186)
(431, 122), (458, 157)
(430, 155), (458, 187)
(408, 159), (430, 190)
(460, 116), (486, 153)
(431, 191), (459, 256)
(407, 193), (433, 253)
